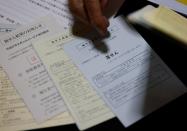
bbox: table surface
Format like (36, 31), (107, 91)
(33, 0), (187, 130)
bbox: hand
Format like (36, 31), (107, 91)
(69, 0), (109, 36)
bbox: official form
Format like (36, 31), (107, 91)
(0, 16), (67, 122)
(63, 16), (187, 127)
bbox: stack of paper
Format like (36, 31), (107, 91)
(0, 0), (122, 130)
(0, 0), (186, 131)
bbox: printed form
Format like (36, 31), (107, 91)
(0, 0), (124, 27)
(0, 0), (72, 28)
(0, 66), (74, 131)
(0, 25), (74, 131)
(33, 33), (114, 130)
(63, 16), (187, 127)
(0, 24), (19, 35)
(0, 16), (67, 122)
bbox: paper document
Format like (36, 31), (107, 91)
(0, 16), (67, 122)
(0, 0), (72, 28)
(63, 16), (187, 127)
(148, 0), (187, 15)
(33, 33), (114, 130)
(0, 67), (74, 131)
(0, 24), (74, 131)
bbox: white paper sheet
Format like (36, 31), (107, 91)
(0, 67), (74, 131)
(0, 16), (67, 123)
(0, 0), (72, 28)
(0, 24), (74, 131)
(33, 33), (114, 130)
(148, 0), (187, 15)
(63, 16), (187, 127)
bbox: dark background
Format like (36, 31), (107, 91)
(33, 0), (187, 130)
